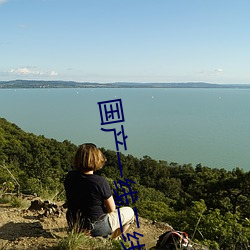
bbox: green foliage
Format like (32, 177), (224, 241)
(0, 195), (12, 204)
(200, 210), (250, 249)
(166, 199), (250, 249)
(57, 230), (129, 250)
(1, 117), (250, 247)
(57, 230), (94, 250)
(0, 118), (76, 195)
(10, 196), (29, 208)
(135, 183), (171, 204)
(136, 200), (173, 222)
(1, 180), (15, 192)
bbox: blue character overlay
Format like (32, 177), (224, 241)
(113, 178), (138, 206)
(101, 125), (128, 151)
(121, 235), (145, 250)
(98, 98), (143, 249)
(117, 151), (123, 178)
(121, 207), (142, 240)
(98, 99), (125, 125)
(133, 207), (140, 228)
(122, 232), (144, 242)
(117, 207), (144, 249)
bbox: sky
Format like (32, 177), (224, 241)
(1, 0), (250, 84)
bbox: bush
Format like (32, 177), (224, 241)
(0, 195), (12, 204)
(136, 200), (173, 222)
(10, 196), (29, 208)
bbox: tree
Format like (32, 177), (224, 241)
(220, 168), (250, 216)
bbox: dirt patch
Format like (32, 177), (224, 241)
(0, 205), (62, 249)
(0, 201), (172, 249)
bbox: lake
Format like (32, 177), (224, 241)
(0, 88), (249, 171)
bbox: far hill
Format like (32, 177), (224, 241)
(1, 80), (250, 88)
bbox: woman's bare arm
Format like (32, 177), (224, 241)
(104, 195), (116, 213)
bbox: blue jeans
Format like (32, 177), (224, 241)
(90, 214), (112, 237)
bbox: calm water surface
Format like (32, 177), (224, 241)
(0, 88), (249, 170)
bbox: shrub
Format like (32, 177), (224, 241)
(10, 196), (29, 208)
(136, 200), (173, 222)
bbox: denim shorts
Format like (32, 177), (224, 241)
(90, 214), (112, 237)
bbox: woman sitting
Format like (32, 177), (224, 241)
(64, 143), (134, 239)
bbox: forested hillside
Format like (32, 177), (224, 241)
(0, 118), (77, 196)
(0, 117), (249, 249)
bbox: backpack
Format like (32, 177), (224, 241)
(156, 230), (192, 250)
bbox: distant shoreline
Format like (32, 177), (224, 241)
(1, 80), (250, 89)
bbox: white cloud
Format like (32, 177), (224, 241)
(10, 68), (31, 74)
(214, 68), (223, 73)
(198, 68), (224, 75)
(0, 0), (8, 5)
(9, 67), (58, 77)
(50, 70), (58, 76)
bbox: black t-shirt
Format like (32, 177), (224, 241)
(64, 170), (112, 219)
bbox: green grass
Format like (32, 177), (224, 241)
(0, 194), (29, 208)
(0, 196), (11, 204)
(57, 230), (129, 250)
(57, 230), (94, 250)
(10, 196), (30, 208)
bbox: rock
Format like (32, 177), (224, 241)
(28, 199), (63, 217)
(28, 199), (44, 210)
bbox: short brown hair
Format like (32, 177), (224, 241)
(73, 143), (106, 172)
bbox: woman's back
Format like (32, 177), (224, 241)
(64, 170), (112, 219)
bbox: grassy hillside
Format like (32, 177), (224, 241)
(0, 117), (250, 249)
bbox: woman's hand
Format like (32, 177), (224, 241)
(104, 195), (116, 213)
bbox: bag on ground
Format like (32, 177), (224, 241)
(156, 230), (193, 250)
